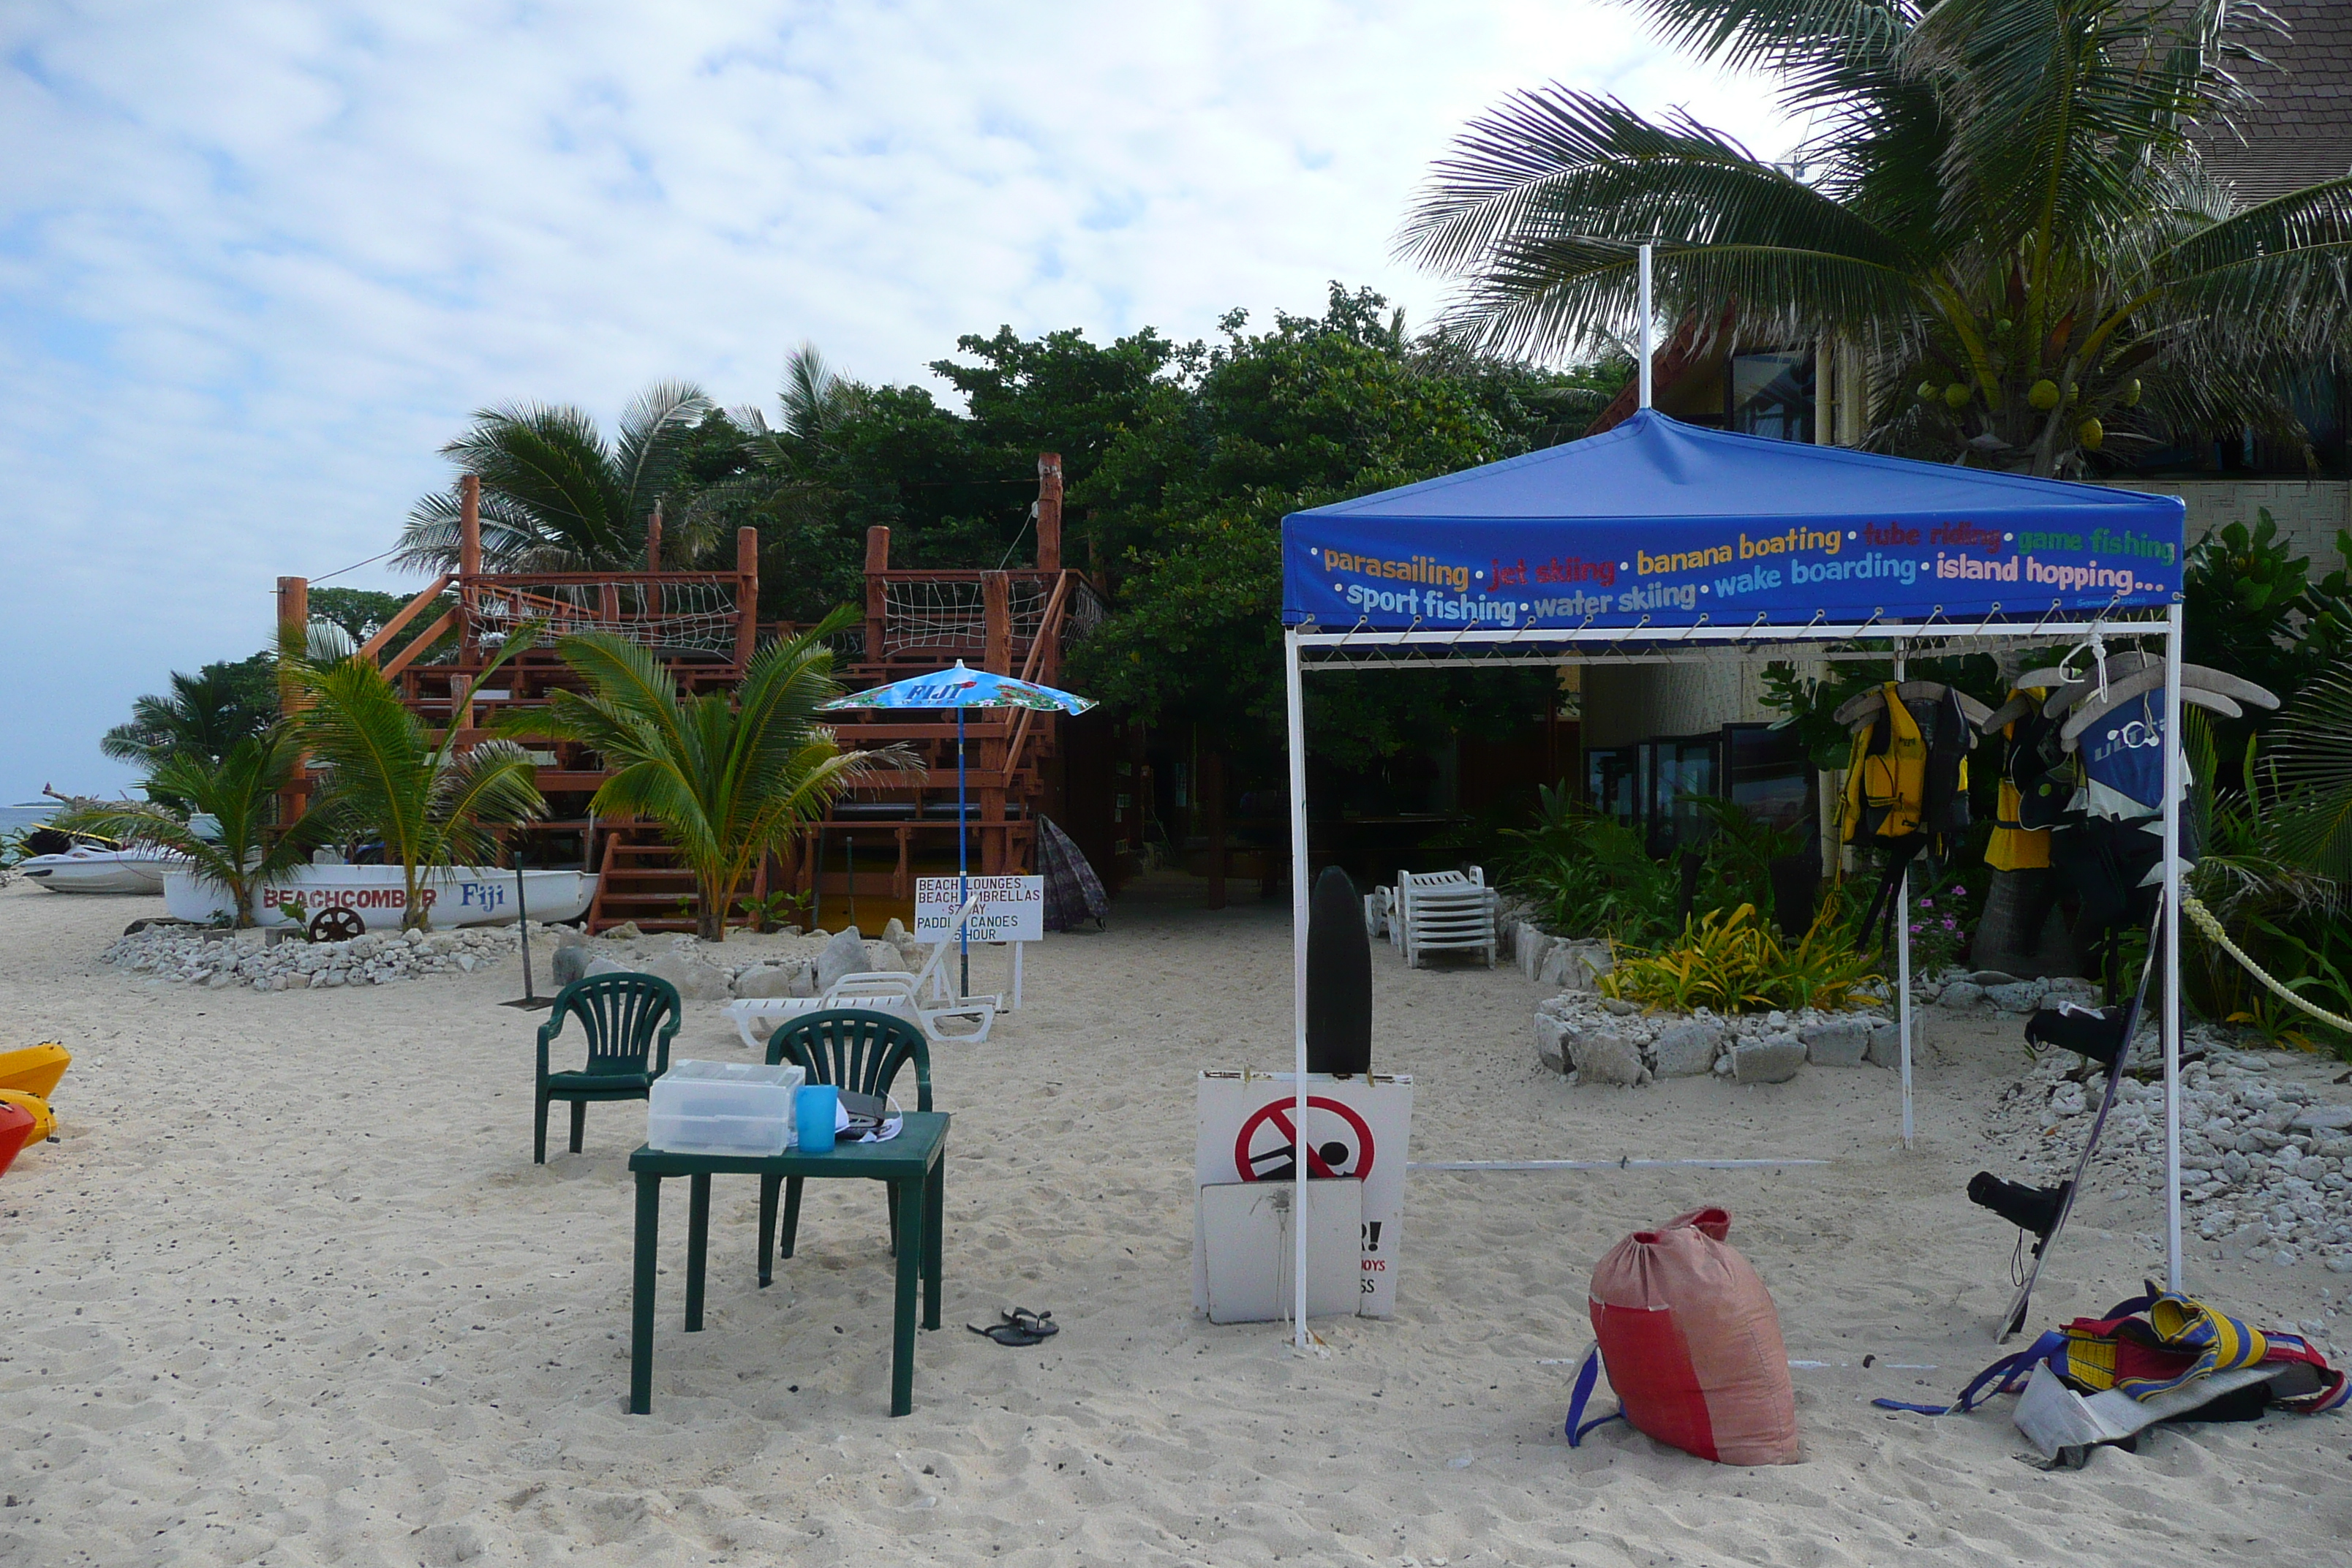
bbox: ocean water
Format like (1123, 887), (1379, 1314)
(1, 802), (59, 837)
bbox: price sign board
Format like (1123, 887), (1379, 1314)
(915, 875), (1044, 943)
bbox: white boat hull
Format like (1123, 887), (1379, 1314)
(20, 848), (178, 894)
(163, 866), (598, 930)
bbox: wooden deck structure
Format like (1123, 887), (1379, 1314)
(278, 456), (1101, 933)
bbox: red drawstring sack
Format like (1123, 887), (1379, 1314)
(1580, 1207), (1800, 1465)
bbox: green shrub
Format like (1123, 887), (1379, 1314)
(1600, 902), (1885, 1016)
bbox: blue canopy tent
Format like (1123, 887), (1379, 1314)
(1274, 407), (2190, 1343)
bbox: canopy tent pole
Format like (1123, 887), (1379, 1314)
(2162, 600), (2186, 1290)
(1284, 627), (1312, 1344)
(1637, 243), (1654, 410)
(1893, 641), (1914, 1148)
(958, 706), (970, 1000)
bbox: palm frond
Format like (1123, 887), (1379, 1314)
(2272, 663), (2352, 880)
(1401, 89), (1917, 354)
(429, 739), (547, 866)
(612, 380), (712, 523)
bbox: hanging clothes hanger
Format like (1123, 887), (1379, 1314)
(1833, 680), (1994, 736)
(2057, 665), (2277, 748)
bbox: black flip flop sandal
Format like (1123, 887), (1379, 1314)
(966, 1308), (1059, 1346)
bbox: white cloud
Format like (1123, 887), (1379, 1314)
(0, 0), (1791, 799)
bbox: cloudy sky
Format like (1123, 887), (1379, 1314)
(0, 1), (1791, 802)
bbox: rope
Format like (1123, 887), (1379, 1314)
(2181, 893), (2352, 1036)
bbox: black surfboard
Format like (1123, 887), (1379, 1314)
(1306, 865), (1373, 1075)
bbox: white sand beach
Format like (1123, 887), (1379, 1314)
(3, 876), (2347, 1567)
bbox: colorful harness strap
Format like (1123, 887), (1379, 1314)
(1875, 1291), (2351, 1418)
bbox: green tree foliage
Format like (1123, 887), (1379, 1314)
(1066, 285), (1598, 767)
(532, 617), (913, 941)
(1403, 0), (2352, 475)
(54, 731), (328, 927)
(287, 637), (547, 929)
(2183, 510), (2337, 705)
(100, 655), (279, 769)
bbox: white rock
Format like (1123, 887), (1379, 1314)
(815, 927), (868, 991)
(1568, 1028), (1648, 1088)
(1733, 1034), (1805, 1084)
(1651, 1020), (1725, 1078)
(1533, 1014), (1571, 1074)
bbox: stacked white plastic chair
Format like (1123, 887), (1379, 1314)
(1395, 867), (1499, 968)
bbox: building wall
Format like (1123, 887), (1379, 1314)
(2094, 478), (2351, 573)
(1583, 656), (1808, 747)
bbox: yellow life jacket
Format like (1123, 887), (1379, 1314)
(1985, 686), (2053, 872)
(1840, 682), (1925, 845)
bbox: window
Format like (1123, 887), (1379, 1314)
(1728, 351), (1816, 443)
(1724, 723), (1813, 835)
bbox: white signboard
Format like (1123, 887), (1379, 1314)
(1192, 1071), (1414, 1319)
(915, 875), (1044, 943)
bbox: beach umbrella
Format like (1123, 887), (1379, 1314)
(823, 661), (1095, 995)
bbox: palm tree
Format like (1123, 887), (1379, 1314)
(690, 344), (865, 537)
(1401, 1), (2352, 475)
(396, 380), (715, 572)
(53, 731), (327, 928)
(531, 614), (913, 942)
(287, 638), (547, 930)
(100, 657), (278, 769)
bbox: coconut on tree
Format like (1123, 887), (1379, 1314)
(1401, 0), (2352, 476)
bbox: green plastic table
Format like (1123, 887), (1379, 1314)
(625, 1111), (949, 1417)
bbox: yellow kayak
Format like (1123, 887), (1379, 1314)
(0, 1090), (53, 1143)
(0, 1043), (69, 1100)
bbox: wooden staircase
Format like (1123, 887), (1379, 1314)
(575, 456), (1096, 934)
(293, 456), (1099, 938)
(586, 832), (703, 933)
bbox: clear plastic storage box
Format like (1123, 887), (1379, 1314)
(646, 1060), (806, 1156)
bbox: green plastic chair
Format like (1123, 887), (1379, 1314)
(760, 1009), (932, 1281)
(535, 973), (682, 1163)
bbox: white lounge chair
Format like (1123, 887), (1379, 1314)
(1395, 867), (1498, 968)
(724, 897), (999, 1049)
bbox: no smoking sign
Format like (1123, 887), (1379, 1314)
(1194, 1071), (1414, 1319)
(1233, 1096), (1376, 1183)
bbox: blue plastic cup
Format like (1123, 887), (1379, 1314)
(795, 1084), (838, 1153)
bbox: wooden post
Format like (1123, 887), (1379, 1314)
(1036, 453), (1063, 573)
(734, 526), (759, 669)
(458, 474), (482, 682)
(982, 570), (1011, 674)
(646, 506), (663, 573)
(276, 576), (310, 823)
(864, 526), (891, 671)
(459, 474), (482, 576)
(1203, 745), (1226, 911)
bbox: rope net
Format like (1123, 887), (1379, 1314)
(880, 576), (1058, 660)
(471, 576), (742, 656)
